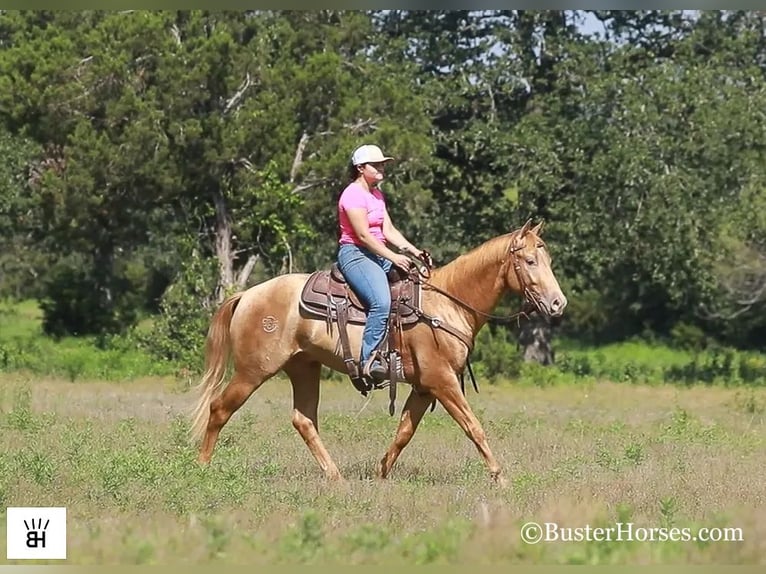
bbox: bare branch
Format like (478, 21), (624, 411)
(234, 157), (256, 173)
(734, 276), (766, 306)
(290, 132), (310, 183)
(170, 24), (182, 46)
(235, 254), (259, 288)
(701, 243), (766, 321)
(698, 302), (755, 321)
(341, 60), (367, 74)
(280, 236), (293, 274)
(487, 81), (496, 124)
(343, 118), (377, 135)
(291, 179), (331, 195)
(223, 72), (253, 115)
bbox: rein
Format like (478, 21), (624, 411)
(412, 235), (533, 330)
(420, 280), (530, 325)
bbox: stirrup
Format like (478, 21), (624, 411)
(362, 353), (405, 387)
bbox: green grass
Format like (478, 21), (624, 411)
(3, 298), (765, 390)
(0, 373), (763, 565)
(0, 299), (763, 564)
(0, 299), (178, 382)
(561, 338), (696, 368)
(551, 339), (766, 387)
(0, 296), (766, 565)
(0, 299), (44, 338)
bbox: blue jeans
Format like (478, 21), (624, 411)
(337, 244), (392, 368)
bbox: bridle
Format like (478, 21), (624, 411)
(422, 233), (537, 319)
(401, 233), (539, 353)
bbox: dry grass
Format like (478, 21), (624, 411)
(1, 372), (765, 565)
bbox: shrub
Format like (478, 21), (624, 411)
(134, 243), (218, 373)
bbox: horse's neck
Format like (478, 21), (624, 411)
(429, 234), (513, 333)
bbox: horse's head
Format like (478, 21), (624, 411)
(505, 219), (567, 319)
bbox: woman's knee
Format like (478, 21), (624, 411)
(368, 289), (391, 314)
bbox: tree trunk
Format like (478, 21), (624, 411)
(518, 314), (556, 365)
(212, 188), (234, 305)
(212, 185), (260, 304)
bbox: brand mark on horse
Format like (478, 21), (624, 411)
(262, 316), (278, 333)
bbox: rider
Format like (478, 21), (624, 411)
(336, 143), (426, 387)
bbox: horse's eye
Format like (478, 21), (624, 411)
(526, 258), (536, 266)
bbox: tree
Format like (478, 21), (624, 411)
(0, 127), (43, 299)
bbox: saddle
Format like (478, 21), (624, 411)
(299, 262), (424, 400)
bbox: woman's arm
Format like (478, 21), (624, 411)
(346, 207), (404, 261)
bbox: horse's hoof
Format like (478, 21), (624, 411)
(327, 472), (347, 484)
(491, 473), (508, 488)
(330, 476), (351, 491)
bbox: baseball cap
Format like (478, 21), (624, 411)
(351, 144), (394, 166)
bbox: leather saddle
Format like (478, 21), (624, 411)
(299, 263), (422, 327)
(299, 262), (424, 400)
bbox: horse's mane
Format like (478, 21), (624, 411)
(428, 231), (518, 295)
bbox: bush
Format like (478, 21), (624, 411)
(134, 244), (218, 373)
(0, 300), (175, 380)
(670, 322), (711, 351)
(469, 326), (523, 383)
(39, 252), (148, 340)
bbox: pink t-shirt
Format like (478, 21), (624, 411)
(338, 182), (387, 246)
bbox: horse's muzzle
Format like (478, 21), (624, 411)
(545, 294), (567, 317)
(522, 292), (567, 319)
(529, 294), (567, 319)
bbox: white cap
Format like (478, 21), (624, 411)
(351, 144), (394, 166)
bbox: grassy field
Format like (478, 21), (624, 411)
(1, 370), (765, 565)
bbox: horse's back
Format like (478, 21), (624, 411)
(235, 272), (309, 315)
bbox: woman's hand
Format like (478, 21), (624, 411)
(391, 253), (413, 273)
(404, 246), (432, 268)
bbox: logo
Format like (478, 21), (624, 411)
(6, 507), (67, 560)
(262, 315), (278, 333)
(24, 518), (49, 549)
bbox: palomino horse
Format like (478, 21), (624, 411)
(189, 220), (567, 485)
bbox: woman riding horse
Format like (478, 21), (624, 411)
(336, 144), (427, 390)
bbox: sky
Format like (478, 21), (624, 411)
(577, 9), (702, 39)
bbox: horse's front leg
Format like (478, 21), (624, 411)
(429, 372), (507, 487)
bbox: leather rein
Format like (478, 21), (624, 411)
(401, 233), (535, 354)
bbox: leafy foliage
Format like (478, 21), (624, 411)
(0, 10), (765, 352)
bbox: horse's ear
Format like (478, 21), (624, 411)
(519, 218), (533, 236)
(531, 220), (545, 236)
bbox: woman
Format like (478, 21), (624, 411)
(336, 143), (426, 389)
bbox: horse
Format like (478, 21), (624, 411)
(189, 219), (567, 486)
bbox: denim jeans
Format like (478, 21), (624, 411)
(337, 243), (392, 367)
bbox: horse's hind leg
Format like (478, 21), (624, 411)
(283, 354), (344, 481)
(198, 370), (270, 463)
(379, 388), (433, 479)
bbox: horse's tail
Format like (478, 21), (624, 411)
(189, 291), (243, 445)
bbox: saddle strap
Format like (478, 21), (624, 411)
(336, 298), (368, 395)
(398, 300), (474, 354)
(325, 291), (334, 336)
(387, 297), (401, 416)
